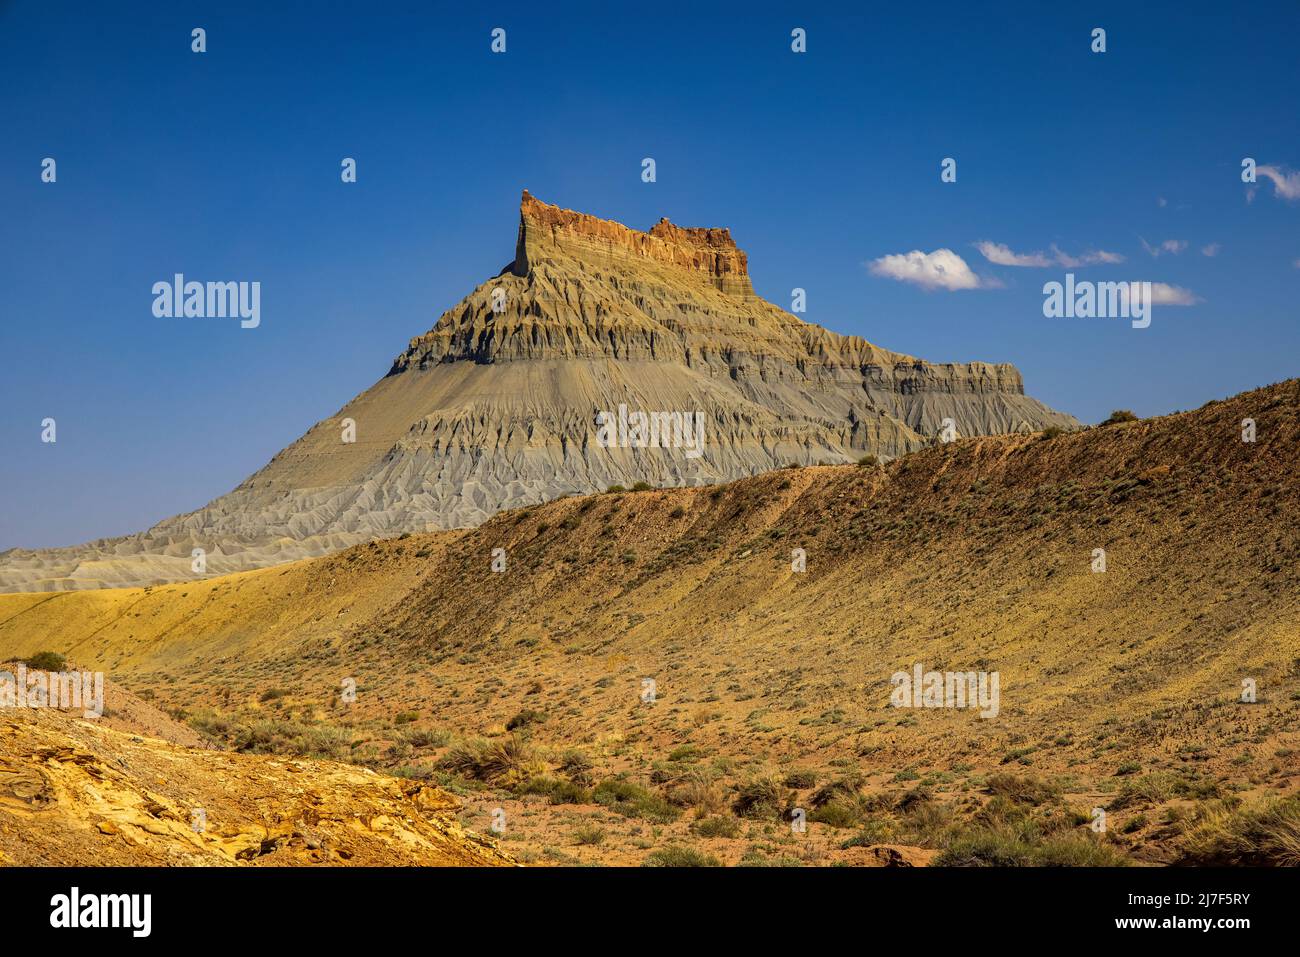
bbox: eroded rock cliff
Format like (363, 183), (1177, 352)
(0, 191), (1075, 591)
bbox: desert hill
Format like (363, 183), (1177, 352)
(0, 380), (1296, 865)
(0, 191), (1074, 592)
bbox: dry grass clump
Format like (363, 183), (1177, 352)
(733, 769), (790, 820)
(1175, 798), (1300, 866)
(437, 734), (543, 788)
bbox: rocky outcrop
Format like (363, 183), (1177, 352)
(0, 707), (513, 866)
(511, 189), (751, 294)
(0, 191), (1076, 591)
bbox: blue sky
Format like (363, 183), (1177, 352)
(2, 1), (1298, 549)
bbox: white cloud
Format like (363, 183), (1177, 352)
(1111, 282), (1199, 309)
(975, 241), (1124, 268)
(975, 241), (1051, 267)
(868, 249), (983, 290)
(1052, 244), (1125, 267)
(1149, 283), (1199, 306)
(1140, 238), (1188, 257)
(1201, 243), (1221, 257)
(1257, 164), (1300, 201)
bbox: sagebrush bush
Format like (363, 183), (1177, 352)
(400, 727), (451, 749)
(783, 769), (817, 790)
(505, 708), (546, 731)
(592, 779), (679, 822)
(25, 651), (66, 671)
(642, 845), (721, 867)
(692, 815), (742, 839)
(573, 825), (606, 846)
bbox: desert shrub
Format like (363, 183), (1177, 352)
(935, 831), (1035, 867)
(808, 799), (864, 829)
(437, 735), (541, 788)
(895, 786), (934, 814)
(592, 779), (679, 822)
(573, 825), (606, 846)
(228, 721), (283, 753)
(733, 771), (787, 820)
(985, 773), (1060, 806)
(1109, 772), (1181, 810)
(783, 769), (818, 790)
(24, 651), (66, 671)
(391, 764), (437, 781)
(631, 481), (654, 492)
(810, 773), (865, 809)
(186, 709), (232, 738)
(1040, 426), (1064, 440)
(857, 454), (879, 467)
(1176, 798), (1300, 866)
(296, 725), (355, 761)
(669, 505), (686, 519)
(394, 710), (419, 724)
(692, 815), (742, 839)
(516, 776), (561, 797)
(897, 798), (957, 845)
(1101, 409), (1138, 426)
(841, 815), (898, 847)
(259, 688), (287, 702)
(559, 750), (594, 784)
(436, 742), (484, 778)
(387, 740), (413, 761)
(974, 795), (1038, 835)
(229, 719), (353, 760)
(937, 827), (1127, 867)
(515, 775), (589, 805)
(400, 727), (451, 749)
(1121, 815), (1148, 834)
(738, 848), (805, 867)
(667, 772), (727, 815)
(548, 779), (591, 805)
(605, 485), (626, 494)
(506, 708), (546, 731)
(1031, 835), (1129, 866)
(667, 744), (701, 763)
(642, 845), (721, 867)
